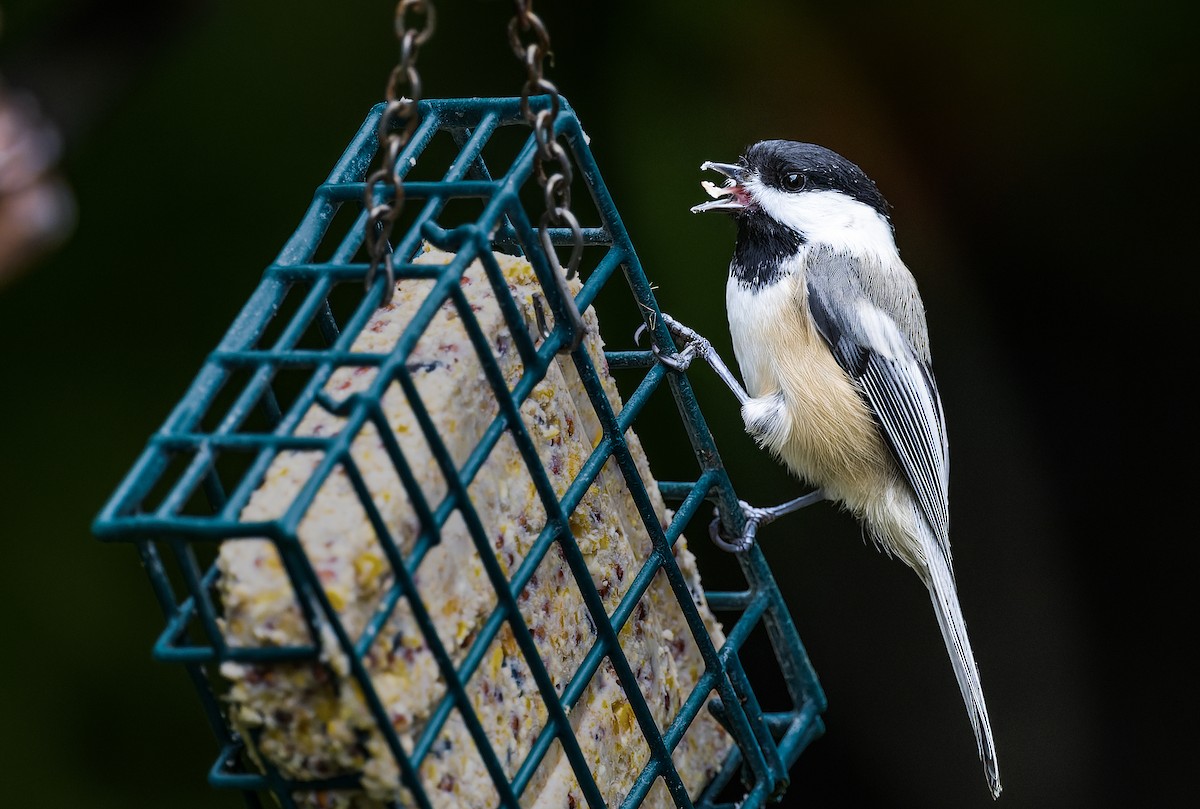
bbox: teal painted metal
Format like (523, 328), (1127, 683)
(92, 96), (825, 808)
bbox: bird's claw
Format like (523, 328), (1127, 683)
(634, 322), (694, 370)
(708, 500), (769, 553)
(634, 314), (712, 374)
(708, 490), (826, 551)
(654, 340), (698, 371)
(660, 314), (715, 367)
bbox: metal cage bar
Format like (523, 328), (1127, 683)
(93, 96), (825, 809)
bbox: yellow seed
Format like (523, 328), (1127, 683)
(612, 700), (635, 733)
(355, 553), (383, 585)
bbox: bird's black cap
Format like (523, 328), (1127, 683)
(743, 140), (891, 221)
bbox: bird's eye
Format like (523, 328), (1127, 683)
(782, 172), (806, 191)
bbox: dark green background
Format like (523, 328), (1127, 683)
(0, 1), (1180, 807)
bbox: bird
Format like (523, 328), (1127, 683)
(651, 139), (1000, 797)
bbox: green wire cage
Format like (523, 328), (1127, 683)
(92, 96), (825, 808)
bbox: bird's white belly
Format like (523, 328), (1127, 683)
(724, 272), (892, 507)
(725, 276), (796, 399)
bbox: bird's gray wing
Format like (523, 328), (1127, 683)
(805, 250), (951, 563)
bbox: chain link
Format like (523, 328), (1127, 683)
(508, 0), (586, 353)
(364, 0), (436, 307)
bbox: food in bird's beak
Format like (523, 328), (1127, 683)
(701, 179), (733, 200)
(691, 160), (750, 213)
(691, 176), (748, 212)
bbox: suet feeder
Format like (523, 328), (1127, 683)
(93, 95), (825, 808)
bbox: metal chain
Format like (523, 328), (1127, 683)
(364, 0), (437, 307)
(508, 0), (586, 353)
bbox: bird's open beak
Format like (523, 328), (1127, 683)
(690, 161), (750, 213)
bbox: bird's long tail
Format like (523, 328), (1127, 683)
(924, 541), (1002, 798)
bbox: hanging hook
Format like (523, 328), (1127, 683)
(529, 207), (585, 353)
(364, 1), (435, 310)
(364, 220), (397, 306)
(531, 292), (552, 340)
(540, 207), (583, 280)
(508, 0), (586, 355)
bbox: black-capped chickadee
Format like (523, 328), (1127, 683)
(652, 140), (1000, 797)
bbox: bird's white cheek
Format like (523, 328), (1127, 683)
(748, 184), (899, 263)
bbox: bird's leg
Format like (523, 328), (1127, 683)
(635, 313), (751, 405)
(634, 315), (825, 550)
(709, 489), (826, 552)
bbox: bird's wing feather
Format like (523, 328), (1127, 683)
(805, 250), (951, 563)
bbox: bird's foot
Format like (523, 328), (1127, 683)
(708, 501), (773, 553)
(708, 490), (826, 553)
(634, 313), (713, 373)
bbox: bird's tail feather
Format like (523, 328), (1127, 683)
(924, 542), (1002, 799)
